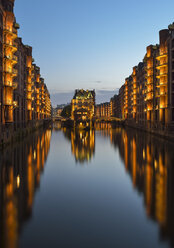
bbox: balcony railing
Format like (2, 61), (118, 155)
(12, 55), (18, 61)
(160, 91), (167, 96)
(159, 81), (167, 86)
(3, 26), (17, 37)
(156, 63), (168, 69)
(12, 69), (17, 76)
(27, 87), (32, 92)
(156, 71), (168, 78)
(13, 82), (18, 89)
(4, 55), (18, 63)
(4, 99), (13, 105)
(146, 80), (153, 85)
(27, 95), (32, 100)
(4, 68), (12, 74)
(156, 53), (168, 59)
(146, 74), (153, 78)
(4, 68), (17, 75)
(160, 104), (168, 109)
(4, 80), (12, 87)
(3, 41), (17, 50)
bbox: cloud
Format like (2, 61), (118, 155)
(50, 88), (119, 106)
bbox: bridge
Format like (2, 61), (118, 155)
(95, 117), (123, 123)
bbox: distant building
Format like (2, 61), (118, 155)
(96, 102), (111, 118)
(71, 89), (95, 121)
(52, 104), (67, 118)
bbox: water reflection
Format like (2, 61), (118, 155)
(53, 121), (174, 247)
(62, 128), (95, 164)
(2, 122), (174, 248)
(52, 121), (61, 131)
(0, 129), (51, 248)
(109, 127), (174, 248)
(71, 130), (95, 164)
(95, 122), (112, 137)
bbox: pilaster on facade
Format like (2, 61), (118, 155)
(33, 65), (40, 120)
(127, 76), (133, 120)
(132, 67), (137, 122)
(45, 87), (51, 119)
(144, 45), (158, 126)
(0, 5), (3, 126)
(31, 63), (36, 121)
(40, 78), (45, 120)
(25, 45), (33, 122)
(136, 62), (146, 125)
(119, 85), (125, 119)
(168, 23), (174, 124)
(124, 78), (128, 119)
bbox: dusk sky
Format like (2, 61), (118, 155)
(15, 0), (174, 105)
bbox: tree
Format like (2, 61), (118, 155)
(61, 105), (71, 118)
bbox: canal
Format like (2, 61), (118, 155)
(0, 124), (174, 248)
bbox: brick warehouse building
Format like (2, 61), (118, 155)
(0, 0), (51, 144)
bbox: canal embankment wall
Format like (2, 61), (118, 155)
(53, 118), (174, 141)
(0, 119), (52, 150)
(123, 120), (174, 142)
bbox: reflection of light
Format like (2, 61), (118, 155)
(17, 175), (20, 188)
(154, 160), (158, 170)
(33, 150), (36, 160)
(143, 149), (145, 160)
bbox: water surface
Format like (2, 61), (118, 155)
(0, 124), (174, 248)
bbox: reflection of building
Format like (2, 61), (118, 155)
(0, 128), (51, 248)
(69, 130), (95, 164)
(109, 127), (174, 248)
(53, 121), (62, 131)
(95, 122), (112, 138)
(71, 89), (95, 121)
